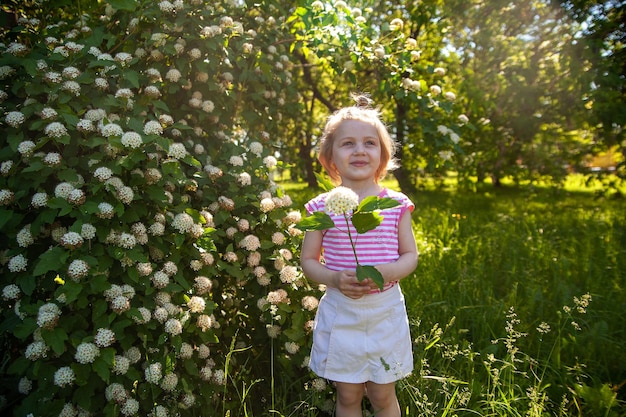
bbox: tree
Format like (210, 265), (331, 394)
(287, 1), (465, 192)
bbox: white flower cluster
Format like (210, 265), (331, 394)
(2, 284), (21, 300)
(37, 302), (61, 328)
(75, 342), (100, 364)
(239, 234), (261, 251)
(67, 259), (89, 281)
(121, 131), (143, 148)
(144, 120), (163, 135)
(5, 111), (25, 127)
(187, 296), (205, 313)
(61, 231), (84, 249)
(325, 186), (359, 215)
(167, 143), (187, 159)
(25, 340), (49, 361)
(94, 328), (116, 347)
(8, 254), (28, 272)
(54, 366), (75, 387)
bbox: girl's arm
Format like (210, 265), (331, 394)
(301, 229), (373, 299)
(372, 209), (418, 284)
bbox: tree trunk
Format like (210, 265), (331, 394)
(392, 99), (415, 194)
(299, 139), (317, 188)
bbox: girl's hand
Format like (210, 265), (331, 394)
(335, 270), (371, 299)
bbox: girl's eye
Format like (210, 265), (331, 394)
(341, 141), (353, 146)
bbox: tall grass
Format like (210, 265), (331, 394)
(279, 176), (625, 416)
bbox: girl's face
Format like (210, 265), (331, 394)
(331, 119), (382, 184)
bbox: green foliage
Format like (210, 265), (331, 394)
(0, 1), (325, 416)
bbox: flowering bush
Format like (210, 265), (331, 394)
(0, 1), (325, 415)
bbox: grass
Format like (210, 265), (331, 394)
(278, 174), (625, 416)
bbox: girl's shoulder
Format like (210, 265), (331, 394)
(304, 192), (329, 214)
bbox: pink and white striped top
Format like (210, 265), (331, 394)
(305, 188), (414, 293)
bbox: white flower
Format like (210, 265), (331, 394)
(164, 318), (182, 335)
(187, 296), (205, 313)
(144, 120), (163, 135)
(167, 143), (187, 159)
(263, 155), (277, 169)
(434, 67), (446, 76)
(0, 160), (13, 175)
(458, 114), (469, 124)
(171, 213), (194, 233)
(121, 398), (139, 416)
(16, 226), (34, 247)
(43, 152), (62, 165)
(25, 341), (49, 360)
(151, 271), (169, 288)
(81, 223), (97, 240)
(77, 118), (95, 132)
(430, 85), (442, 96)
(67, 259), (89, 281)
(62, 80), (81, 95)
(8, 254), (28, 272)
(260, 198), (275, 213)
(94, 328), (115, 348)
(0, 189), (14, 205)
(113, 355), (130, 375)
(165, 69), (182, 83)
(90, 168), (110, 185)
(97, 202), (115, 218)
(55, 182), (74, 199)
(285, 341), (300, 354)
(61, 231), (84, 249)
(17, 141), (36, 156)
(37, 302), (61, 328)
(229, 155), (244, 166)
(31, 192), (48, 207)
(54, 366), (75, 387)
(239, 234), (261, 251)
(237, 172), (252, 186)
(279, 265), (298, 284)
(101, 123), (123, 137)
(144, 85), (161, 98)
(18, 377), (32, 394)
(122, 132), (143, 149)
(115, 88), (134, 99)
(390, 18), (404, 30)
(75, 342), (100, 364)
(116, 186), (134, 204)
(2, 284), (21, 300)
(161, 373), (178, 391)
(62, 66), (81, 79)
(444, 91), (456, 101)
(5, 111), (25, 127)
(325, 186), (359, 215)
(302, 295), (319, 311)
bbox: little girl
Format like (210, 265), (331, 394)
(300, 94), (418, 417)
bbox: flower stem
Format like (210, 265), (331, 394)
(343, 213), (360, 267)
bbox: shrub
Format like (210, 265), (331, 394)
(0, 1), (323, 415)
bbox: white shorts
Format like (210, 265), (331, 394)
(309, 284), (413, 384)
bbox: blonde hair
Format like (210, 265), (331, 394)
(318, 94), (398, 184)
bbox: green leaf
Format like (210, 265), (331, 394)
(93, 356), (111, 382)
(314, 172), (335, 191)
(33, 247), (69, 276)
(295, 211), (336, 231)
(352, 211), (384, 234)
(107, 0), (137, 11)
(41, 327), (68, 355)
(356, 264), (384, 290)
(357, 196), (400, 212)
